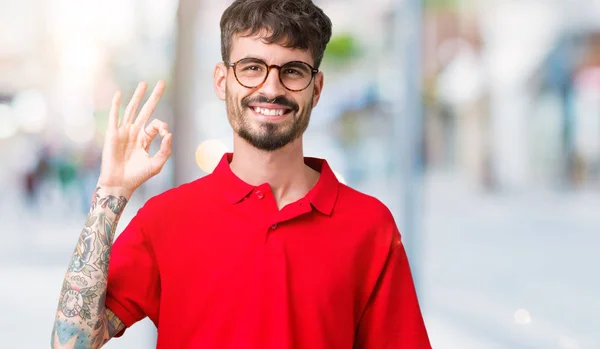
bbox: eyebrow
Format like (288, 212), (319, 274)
(240, 56), (312, 67)
(241, 55), (267, 62)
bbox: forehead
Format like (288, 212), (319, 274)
(229, 34), (314, 65)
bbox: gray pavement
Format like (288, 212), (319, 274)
(420, 173), (600, 349)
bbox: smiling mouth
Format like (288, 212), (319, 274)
(251, 106), (293, 117)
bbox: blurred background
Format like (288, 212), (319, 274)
(1, 0), (599, 347)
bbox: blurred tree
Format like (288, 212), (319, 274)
(424, 0), (460, 10)
(324, 33), (361, 63)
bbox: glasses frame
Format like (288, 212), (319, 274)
(225, 58), (319, 92)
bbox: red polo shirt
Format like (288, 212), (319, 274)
(105, 153), (431, 349)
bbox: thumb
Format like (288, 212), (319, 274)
(149, 133), (173, 174)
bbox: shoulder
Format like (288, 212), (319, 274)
(333, 183), (401, 248)
(139, 173), (218, 213)
(126, 174), (219, 242)
(336, 183), (397, 225)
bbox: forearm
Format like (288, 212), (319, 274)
(51, 186), (130, 349)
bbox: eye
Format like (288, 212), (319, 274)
(242, 64), (264, 72)
(283, 68), (303, 76)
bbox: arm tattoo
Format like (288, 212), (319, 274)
(106, 308), (126, 337)
(52, 187), (128, 348)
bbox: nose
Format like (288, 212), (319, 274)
(258, 66), (287, 99)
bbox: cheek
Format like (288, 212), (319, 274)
(226, 81), (253, 104)
(225, 87), (241, 106)
(225, 74), (242, 95)
(299, 92), (314, 108)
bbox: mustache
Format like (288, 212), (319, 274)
(241, 95), (299, 111)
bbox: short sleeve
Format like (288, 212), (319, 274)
(105, 205), (160, 336)
(354, 229), (431, 349)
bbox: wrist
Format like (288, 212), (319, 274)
(93, 184), (133, 201)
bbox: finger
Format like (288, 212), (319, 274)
(150, 133), (172, 174)
(108, 91), (122, 130)
(135, 81), (166, 129)
(143, 119), (169, 142)
(122, 81), (147, 125)
(141, 119), (169, 151)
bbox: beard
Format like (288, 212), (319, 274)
(226, 90), (312, 151)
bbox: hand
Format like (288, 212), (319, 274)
(97, 81), (172, 196)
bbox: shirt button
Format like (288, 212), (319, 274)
(270, 223), (278, 230)
(256, 190), (264, 199)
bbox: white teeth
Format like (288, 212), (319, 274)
(254, 107), (284, 116)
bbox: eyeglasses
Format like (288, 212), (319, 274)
(226, 58), (319, 92)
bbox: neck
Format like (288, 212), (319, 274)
(229, 134), (319, 209)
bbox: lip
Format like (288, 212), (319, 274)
(247, 103), (292, 111)
(249, 106), (293, 121)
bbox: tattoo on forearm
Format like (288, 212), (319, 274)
(59, 280), (104, 320)
(52, 187), (128, 348)
(93, 188), (128, 216)
(106, 308), (126, 337)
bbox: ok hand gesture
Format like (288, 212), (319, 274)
(97, 81), (172, 196)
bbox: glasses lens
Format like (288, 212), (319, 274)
(234, 59), (267, 88)
(279, 62), (313, 91)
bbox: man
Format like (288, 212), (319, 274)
(51, 0), (431, 348)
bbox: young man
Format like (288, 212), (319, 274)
(51, 0), (431, 348)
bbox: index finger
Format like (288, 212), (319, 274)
(108, 91), (122, 130)
(134, 80), (166, 129)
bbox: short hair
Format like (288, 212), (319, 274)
(220, 0), (333, 69)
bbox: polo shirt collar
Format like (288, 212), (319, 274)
(303, 157), (339, 215)
(213, 153), (255, 204)
(213, 153), (339, 215)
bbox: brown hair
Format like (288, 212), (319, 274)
(220, 0), (332, 69)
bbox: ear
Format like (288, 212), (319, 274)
(311, 71), (324, 108)
(214, 62), (228, 101)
